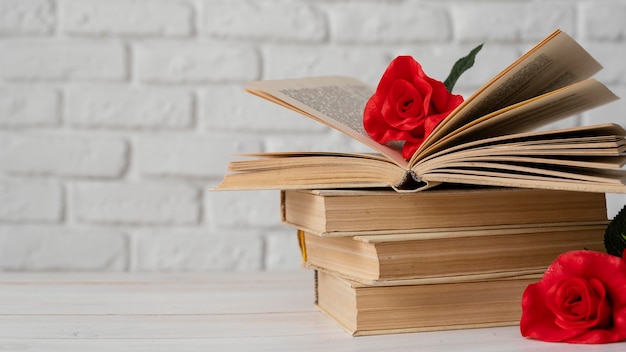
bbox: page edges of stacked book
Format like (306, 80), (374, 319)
(314, 269), (541, 336)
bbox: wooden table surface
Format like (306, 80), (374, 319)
(0, 271), (624, 351)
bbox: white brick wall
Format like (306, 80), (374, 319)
(0, 40), (127, 80)
(60, 0), (193, 36)
(0, 0), (54, 35)
(0, 133), (127, 177)
(0, 86), (59, 127)
(1, 0), (626, 272)
(66, 87), (194, 129)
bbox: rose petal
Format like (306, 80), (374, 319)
(401, 138), (425, 159)
(521, 282), (586, 342)
(548, 277), (611, 330)
(376, 56), (427, 93)
(381, 80), (427, 131)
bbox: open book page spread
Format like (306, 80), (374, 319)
(247, 77), (408, 168)
(217, 29), (626, 193)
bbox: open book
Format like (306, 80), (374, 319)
(216, 29), (626, 193)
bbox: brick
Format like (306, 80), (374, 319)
(0, 0), (54, 35)
(327, 2), (450, 43)
(66, 87), (193, 129)
(581, 2), (626, 40)
(60, 0), (192, 36)
(200, 85), (327, 133)
(263, 45), (391, 85)
(0, 86), (59, 127)
(200, 0), (326, 42)
(134, 42), (259, 83)
(450, 2), (576, 42)
(0, 226), (127, 271)
(0, 39), (126, 81)
(0, 133), (127, 177)
(264, 230), (302, 271)
(132, 229), (263, 271)
(73, 181), (200, 225)
(206, 190), (282, 228)
(0, 178), (61, 222)
(135, 134), (261, 178)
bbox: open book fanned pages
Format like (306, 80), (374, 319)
(216, 29), (626, 193)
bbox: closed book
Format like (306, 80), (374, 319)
(282, 187), (608, 236)
(315, 270), (540, 336)
(299, 223), (607, 285)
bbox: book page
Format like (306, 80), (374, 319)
(246, 76), (408, 168)
(426, 155), (626, 171)
(414, 123), (626, 193)
(417, 79), (618, 159)
(424, 167), (626, 193)
(414, 29), (604, 162)
(416, 123), (626, 165)
(216, 152), (408, 191)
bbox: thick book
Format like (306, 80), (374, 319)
(315, 270), (539, 336)
(299, 223), (607, 285)
(216, 29), (626, 194)
(282, 187), (608, 236)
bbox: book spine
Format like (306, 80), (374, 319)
(394, 170), (428, 191)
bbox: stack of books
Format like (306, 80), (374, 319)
(282, 187), (609, 335)
(215, 30), (626, 335)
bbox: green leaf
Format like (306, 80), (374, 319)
(443, 43), (483, 92)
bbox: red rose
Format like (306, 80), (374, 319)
(363, 56), (464, 159)
(520, 250), (626, 344)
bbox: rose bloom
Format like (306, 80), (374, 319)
(363, 56), (464, 159)
(520, 250), (626, 344)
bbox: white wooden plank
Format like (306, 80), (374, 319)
(1, 329), (624, 352)
(0, 271), (311, 284)
(0, 313), (341, 339)
(0, 274), (315, 315)
(0, 287), (314, 314)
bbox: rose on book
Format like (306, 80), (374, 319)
(520, 250), (626, 344)
(363, 45), (482, 159)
